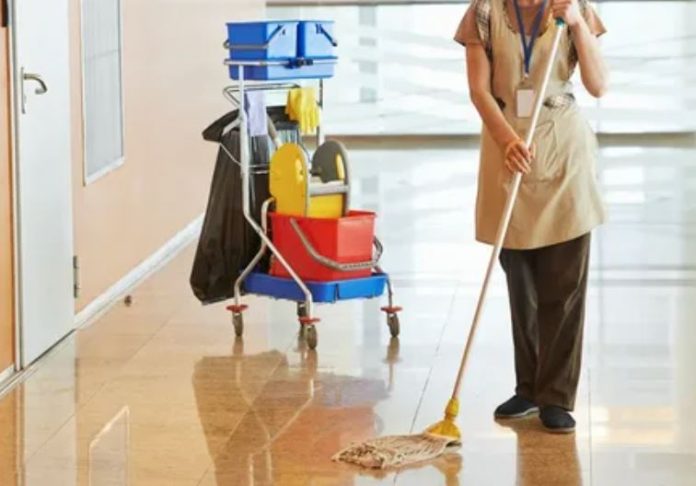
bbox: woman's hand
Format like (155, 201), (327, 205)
(556, 0), (609, 97)
(551, 0), (584, 27)
(504, 138), (534, 174)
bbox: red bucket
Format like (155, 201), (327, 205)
(269, 210), (376, 282)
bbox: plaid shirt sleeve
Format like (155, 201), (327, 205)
(454, 0), (492, 61)
(474, 0), (493, 60)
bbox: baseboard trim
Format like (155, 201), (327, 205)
(0, 366), (15, 386)
(74, 215), (204, 329)
(0, 367), (21, 399)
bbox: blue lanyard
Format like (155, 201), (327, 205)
(512, 0), (547, 76)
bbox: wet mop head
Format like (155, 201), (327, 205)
(333, 399), (462, 469)
(333, 433), (460, 469)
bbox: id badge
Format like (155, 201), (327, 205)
(516, 87), (535, 119)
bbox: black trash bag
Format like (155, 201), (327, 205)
(190, 107), (300, 305)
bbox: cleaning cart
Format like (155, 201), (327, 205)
(219, 20), (401, 350)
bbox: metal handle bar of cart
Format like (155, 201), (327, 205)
(223, 82), (303, 99)
(218, 142), (270, 174)
(232, 196), (316, 318)
(224, 58), (337, 67)
(289, 218), (383, 272)
(234, 192), (316, 317)
(222, 61), (328, 147)
(222, 78), (323, 159)
(234, 198), (273, 305)
(224, 56), (332, 147)
(222, 83), (303, 150)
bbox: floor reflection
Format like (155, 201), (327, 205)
(497, 418), (583, 486)
(193, 338), (405, 485)
(88, 407), (130, 486)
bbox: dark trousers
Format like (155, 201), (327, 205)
(499, 233), (591, 411)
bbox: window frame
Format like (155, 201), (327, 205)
(80, 0), (126, 186)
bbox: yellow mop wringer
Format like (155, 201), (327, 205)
(333, 19), (567, 470)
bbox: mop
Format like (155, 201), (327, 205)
(334, 19), (567, 470)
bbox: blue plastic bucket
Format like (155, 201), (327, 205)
(298, 20), (337, 59)
(226, 21), (299, 60)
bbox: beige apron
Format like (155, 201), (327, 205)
(476, 0), (606, 250)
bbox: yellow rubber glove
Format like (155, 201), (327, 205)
(286, 88), (320, 135)
(287, 88), (306, 133)
(285, 88), (300, 122)
(303, 91), (320, 135)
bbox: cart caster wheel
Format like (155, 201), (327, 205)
(305, 324), (318, 350)
(232, 313), (244, 337)
(297, 302), (308, 319)
(387, 314), (400, 338)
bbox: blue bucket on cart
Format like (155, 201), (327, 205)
(298, 20), (337, 59)
(225, 19), (338, 80)
(226, 21), (299, 60)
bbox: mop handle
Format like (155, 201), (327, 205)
(450, 20), (566, 400)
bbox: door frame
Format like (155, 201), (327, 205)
(0, 2), (14, 380)
(5, 0), (20, 373)
(7, 0), (75, 370)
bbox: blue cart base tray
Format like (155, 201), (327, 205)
(243, 272), (387, 303)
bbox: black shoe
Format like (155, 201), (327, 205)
(540, 406), (576, 433)
(494, 395), (539, 419)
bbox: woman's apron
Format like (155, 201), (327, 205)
(476, 0), (606, 249)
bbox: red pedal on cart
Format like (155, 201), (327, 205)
(226, 304), (248, 314)
(269, 210), (376, 282)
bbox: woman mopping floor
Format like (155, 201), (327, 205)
(458, 0), (609, 434)
(334, 0), (609, 469)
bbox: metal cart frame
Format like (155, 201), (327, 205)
(220, 59), (401, 349)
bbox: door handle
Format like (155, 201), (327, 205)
(20, 67), (48, 114)
(23, 71), (48, 95)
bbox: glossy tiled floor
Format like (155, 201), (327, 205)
(2, 138), (696, 485)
